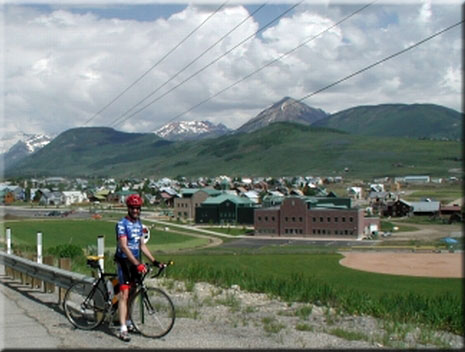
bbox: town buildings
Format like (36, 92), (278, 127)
(1, 174), (462, 237)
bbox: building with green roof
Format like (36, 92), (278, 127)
(174, 188), (222, 220)
(195, 193), (257, 225)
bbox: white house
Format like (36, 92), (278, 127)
(347, 187), (363, 200)
(242, 190), (260, 204)
(241, 177), (252, 185)
(39, 190), (64, 205)
(370, 183), (385, 192)
(62, 191), (89, 206)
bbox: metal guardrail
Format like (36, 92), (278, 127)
(0, 251), (93, 289)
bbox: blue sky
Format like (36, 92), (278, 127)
(2, 1), (462, 140)
(26, 3), (306, 27)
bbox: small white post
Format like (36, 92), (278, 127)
(37, 231), (43, 264)
(97, 235), (105, 274)
(6, 227), (11, 254)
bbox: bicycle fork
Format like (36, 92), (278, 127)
(107, 302), (119, 330)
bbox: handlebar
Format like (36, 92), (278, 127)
(86, 256), (173, 283)
(141, 260), (174, 280)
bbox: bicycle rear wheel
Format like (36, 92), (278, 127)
(130, 287), (175, 338)
(63, 281), (106, 330)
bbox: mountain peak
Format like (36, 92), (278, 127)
(1, 132), (53, 170)
(236, 97), (328, 134)
(154, 120), (231, 141)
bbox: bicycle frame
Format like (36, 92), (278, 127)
(80, 261), (119, 319)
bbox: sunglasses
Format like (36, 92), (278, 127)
(129, 206), (141, 211)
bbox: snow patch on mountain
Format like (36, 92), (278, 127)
(154, 121), (231, 141)
(1, 132), (52, 154)
(24, 134), (52, 152)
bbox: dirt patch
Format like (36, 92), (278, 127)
(387, 222), (462, 242)
(339, 252), (463, 278)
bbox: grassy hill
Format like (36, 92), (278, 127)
(313, 103), (462, 139)
(5, 123), (462, 179)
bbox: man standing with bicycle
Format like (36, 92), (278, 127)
(114, 193), (163, 342)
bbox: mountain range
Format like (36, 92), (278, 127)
(2, 98), (462, 179)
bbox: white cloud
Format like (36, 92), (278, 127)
(2, 1), (462, 137)
(441, 66), (461, 93)
(418, 0), (433, 23)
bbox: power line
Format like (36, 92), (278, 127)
(109, 2), (268, 128)
(83, 1), (230, 127)
(296, 20), (463, 105)
(111, 1), (304, 128)
(171, 16), (463, 128)
(166, 1), (377, 125)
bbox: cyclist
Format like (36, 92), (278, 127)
(114, 193), (163, 342)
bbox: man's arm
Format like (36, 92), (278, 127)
(140, 241), (156, 263)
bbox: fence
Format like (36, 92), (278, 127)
(1, 227), (107, 303)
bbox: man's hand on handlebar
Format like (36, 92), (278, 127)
(152, 260), (166, 268)
(136, 263), (147, 274)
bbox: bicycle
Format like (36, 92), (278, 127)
(63, 255), (176, 338)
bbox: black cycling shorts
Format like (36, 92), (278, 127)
(114, 255), (140, 286)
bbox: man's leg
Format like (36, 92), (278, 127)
(118, 286), (131, 341)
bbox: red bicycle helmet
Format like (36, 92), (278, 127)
(126, 194), (143, 207)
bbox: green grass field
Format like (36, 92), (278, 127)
(2, 219), (207, 254)
(401, 183), (462, 203)
(380, 220), (418, 232)
(165, 253), (461, 298)
(165, 253), (462, 335)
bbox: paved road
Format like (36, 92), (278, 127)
(145, 218), (380, 248)
(1, 205), (91, 220)
(0, 267), (61, 349)
(217, 238), (376, 249)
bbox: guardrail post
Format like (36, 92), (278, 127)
(58, 258), (71, 304)
(24, 254), (34, 286)
(43, 256), (55, 293)
(31, 254), (40, 289)
(37, 231), (43, 264)
(98, 235), (104, 275)
(5, 227), (13, 277)
(35, 231), (43, 290)
(6, 227), (12, 254)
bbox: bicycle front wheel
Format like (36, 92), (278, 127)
(63, 281), (106, 330)
(130, 287), (175, 338)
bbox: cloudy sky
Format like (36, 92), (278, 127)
(2, 0), (462, 138)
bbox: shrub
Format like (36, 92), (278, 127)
(47, 244), (83, 259)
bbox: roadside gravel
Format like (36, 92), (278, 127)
(154, 278), (464, 349)
(1, 273), (463, 349)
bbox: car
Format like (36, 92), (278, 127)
(47, 210), (62, 216)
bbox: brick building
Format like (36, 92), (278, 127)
(254, 196), (379, 239)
